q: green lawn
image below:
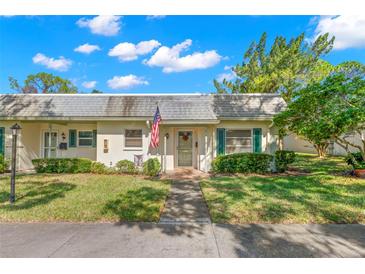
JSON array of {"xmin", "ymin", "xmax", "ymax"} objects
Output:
[
  {"xmin": 0, "ymin": 174, "xmax": 170, "ymax": 222},
  {"xmin": 201, "ymin": 154, "xmax": 365, "ymax": 224}
]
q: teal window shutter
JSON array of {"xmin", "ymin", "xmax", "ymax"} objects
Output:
[
  {"xmin": 253, "ymin": 128, "xmax": 262, "ymax": 153},
  {"xmin": 0, "ymin": 127, "xmax": 4, "ymax": 156},
  {"xmin": 216, "ymin": 128, "xmax": 226, "ymax": 155},
  {"xmin": 69, "ymin": 129, "xmax": 77, "ymax": 148},
  {"xmin": 92, "ymin": 130, "xmax": 97, "ymax": 148}
]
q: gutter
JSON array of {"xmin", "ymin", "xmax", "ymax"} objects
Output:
[{"xmin": 0, "ymin": 116, "xmax": 220, "ymax": 124}]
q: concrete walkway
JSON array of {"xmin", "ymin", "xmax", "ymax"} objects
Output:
[
  {"xmin": 159, "ymin": 180, "xmax": 211, "ymax": 224},
  {"xmin": 159, "ymin": 170, "xmax": 211, "ymax": 224},
  {"xmin": 1, "ymin": 223, "xmax": 364, "ymax": 257}
]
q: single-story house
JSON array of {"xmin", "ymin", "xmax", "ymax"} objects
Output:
[{"xmin": 0, "ymin": 93, "xmax": 286, "ymax": 172}]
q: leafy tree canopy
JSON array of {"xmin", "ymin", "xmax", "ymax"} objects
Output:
[
  {"xmin": 9, "ymin": 72, "xmax": 78, "ymax": 94},
  {"xmin": 214, "ymin": 32, "xmax": 335, "ymax": 102},
  {"xmin": 91, "ymin": 89, "xmax": 103, "ymax": 93},
  {"xmin": 274, "ymin": 69, "xmax": 365, "ymax": 159}
]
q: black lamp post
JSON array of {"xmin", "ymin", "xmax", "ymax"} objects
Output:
[{"xmin": 10, "ymin": 123, "xmax": 21, "ymax": 203}]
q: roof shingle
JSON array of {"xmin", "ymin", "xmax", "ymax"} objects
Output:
[{"xmin": 0, "ymin": 94, "xmax": 286, "ymax": 120}]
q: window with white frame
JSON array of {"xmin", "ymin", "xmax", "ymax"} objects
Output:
[
  {"xmin": 125, "ymin": 129, "xmax": 143, "ymax": 148},
  {"xmin": 78, "ymin": 131, "xmax": 93, "ymax": 147},
  {"xmin": 225, "ymin": 129, "xmax": 252, "ymax": 154}
]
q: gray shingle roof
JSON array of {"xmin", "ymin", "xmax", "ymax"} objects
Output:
[{"xmin": 0, "ymin": 94, "xmax": 286, "ymax": 121}]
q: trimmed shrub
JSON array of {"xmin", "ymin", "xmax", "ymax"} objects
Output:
[
  {"xmin": 0, "ymin": 154, "xmax": 9, "ymax": 173},
  {"xmin": 143, "ymin": 158, "xmax": 161, "ymax": 177},
  {"xmin": 106, "ymin": 167, "xmax": 119, "ymax": 175},
  {"xmin": 91, "ymin": 161, "xmax": 107, "ymax": 174},
  {"xmin": 345, "ymin": 152, "xmax": 365, "ymax": 169},
  {"xmin": 275, "ymin": 150, "xmax": 296, "ymax": 172},
  {"xmin": 116, "ymin": 160, "xmax": 137, "ymax": 174},
  {"xmin": 212, "ymin": 153, "xmax": 273, "ymax": 174},
  {"xmin": 74, "ymin": 158, "xmax": 93, "ymax": 173},
  {"xmin": 32, "ymin": 158, "xmax": 92, "ymax": 173}
]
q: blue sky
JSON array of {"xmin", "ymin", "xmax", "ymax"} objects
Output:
[{"xmin": 0, "ymin": 15, "xmax": 364, "ymax": 94}]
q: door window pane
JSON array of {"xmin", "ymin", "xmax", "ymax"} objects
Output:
[
  {"xmin": 44, "ymin": 148, "xmax": 49, "ymax": 158},
  {"xmin": 44, "ymin": 132, "xmax": 50, "ymax": 147},
  {"xmin": 44, "ymin": 132, "xmax": 58, "ymax": 158},
  {"xmin": 50, "ymin": 132, "xmax": 57, "ymax": 147}
]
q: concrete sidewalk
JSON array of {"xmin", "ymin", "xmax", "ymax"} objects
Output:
[{"xmin": 1, "ymin": 223, "xmax": 364, "ymax": 257}]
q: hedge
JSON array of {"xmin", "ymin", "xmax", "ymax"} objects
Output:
[
  {"xmin": 275, "ymin": 150, "xmax": 296, "ymax": 172},
  {"xmin": 0, "ymin": 154, "xmax": 9, "ymax": 173},
  {"xmin": 212, "ymin": 153, "xmax": 273, "ymax": 174},
  {"xmin": 90, "ymin": 161, "xmax": 107, "ymax": 174},
  {"xmin": 143, "ymin": 158, "xmax": 161, "ymax": 177},
  {"xmin": 32, "ymin": 158, "xmax": 92, "ymax": 173},
  {"xmin": 116, "ymin": 160, "xmax": 137, "ymax": 174}
]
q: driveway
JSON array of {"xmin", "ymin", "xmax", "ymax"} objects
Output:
[{"xmin": 1, "ymin": 223, "xmax": 364, "ymax": 257}]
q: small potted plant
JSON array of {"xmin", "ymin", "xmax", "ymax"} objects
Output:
[{"xmin": 345, "ymin": 152, "xmax": 365, "ymax": 177}]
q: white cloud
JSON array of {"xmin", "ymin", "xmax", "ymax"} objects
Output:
[
  {"xmin": 108, "ymin": 40, "xmax": 161, "ymax": 62},
  {"xmin": 107, "ymin": 75, "xmax": 149, "ymax": 90},
  {"xmin": 32, "ymin": 53, "xmax": 72, "ymax": 71},
  {"xmin": 76, "ymin": 15, "xmax": 122, "ymax": 36},
  {"xmin": 74, "ymin": 43, "xmax": 101, "ymax": 54},
  {"xmin": 82, "ymin": 81, "xmax": 97, "ymax": 89},
  {"xmin": 146, "ymin": 15, "xmax": 166, "ymax": 21},
  {"xmin": 216, "ymin": 65, "xmax": 236, "ymax": 82},
  {"xmin": 144, "ymin": 39, "xmax": 222, "ymax": 73},
  {"xmin": 216, "ymin": 72, "xmax": 235, "ymax": 82},
  {"xmin": 313, "ymin": 15, "xmax": 365, "ymax": 50}
]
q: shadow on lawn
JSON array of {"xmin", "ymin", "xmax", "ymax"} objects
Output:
[
  {"xmin": 0, "ymin": 181, "xmax": 76, "ymax": 210},
  {"xmin": 102, "ymin": 187, "xmax": 168, "ymax": 222},
  {"xmin": 204, "ymin": 175, "xmax": 365, "ymax": 224}
]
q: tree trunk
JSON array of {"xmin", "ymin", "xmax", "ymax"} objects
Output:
[
  {"xmin": 314, "ymin": 143, "xmax": 328, "ymax": 158},
  {"xmin": 278, "ymin": 137, "xmax": 283, "ymax": 151}
]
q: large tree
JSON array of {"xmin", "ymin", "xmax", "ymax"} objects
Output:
[
  {"xmin": 9, "ymin": 72, "xmax": 78, "ymax": 94},
  {"xmin": 274, "ymin": 70, "xmax": 365, "ymax": 159},
  {"xmin": 214, "ymin": 32, "xmax": 334, "ymax": 102}
]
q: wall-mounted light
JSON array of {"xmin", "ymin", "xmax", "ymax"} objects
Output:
[
  {"xmin": 61, "ymin": 132, "xmax": 66, "ymax": 141},
  {"xmin": 165, "ymin": 133, "xmax": 169, "ymax": 139}
]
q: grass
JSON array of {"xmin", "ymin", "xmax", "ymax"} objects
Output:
[
  {"xmin": 0, "ymin": 173, "xmax": 170, "ymax": 222},
  {"xmin": 201, "ymin": 154, "xmax": 365, "ymax": 224}
]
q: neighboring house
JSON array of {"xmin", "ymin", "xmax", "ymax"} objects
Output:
[
  {"xmin": 283, "ymin": 132, "xmax": 364, "ymax": 156},
  {"xmin": 0, "ymin": 94, "xmax": 285, "ymax": 172}
]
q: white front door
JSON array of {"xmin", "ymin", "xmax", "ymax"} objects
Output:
[
  {"xmin": 177, "ymin": 130, "xmax": 193, "ymax": 167},
  {"xmin": 43, "ymin": 131, "xmax": 58, "ymax": 158}
]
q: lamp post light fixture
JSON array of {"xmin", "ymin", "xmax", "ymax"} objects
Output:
[{"xmin": 10, "ymin": 123, "xmax": 21, "ymax": 203}]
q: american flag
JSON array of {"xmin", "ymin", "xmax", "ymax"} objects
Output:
[{"xmin": 150, "ymin": 106, "xmax": 161, "ymax": 148}]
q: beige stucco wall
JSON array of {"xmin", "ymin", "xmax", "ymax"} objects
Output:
[
  {"xmin": 0, "ymin": 121, "xmax": 97, "ymax": 170},
  {"xmin": 96, "ymin": 121, "xmax": 214, "ymax": 172},
  {"xmin": 96, "ymin": 121, "xmax": 151, "ymax": 168},
  {"xmin": 1, "ymin": 119, "xmax": 279, "ymax": 172},
  {"xmin": 37, "ymin": 122, "xmax": 97, "ymax": 161},
  {"xmin": 213, "ymin": 120, "xmax": 278, "ymax": 156},
  {"xmin": 332, "ymin": 131, "xmax": 365, "ymax": 156},
  {"xmin": 283, "ymin": 134, "xmax": 317, "ymax": 154},
  {"xmin": 283, "ymin": 132, "xmax": 365, "ymax": 156}
]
